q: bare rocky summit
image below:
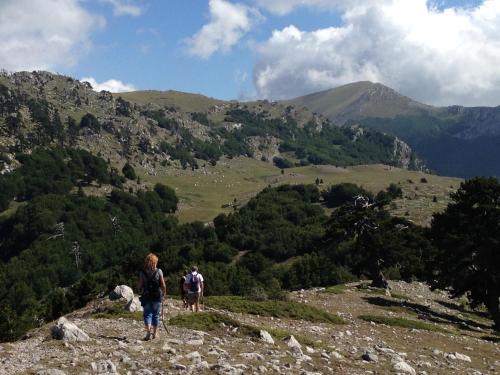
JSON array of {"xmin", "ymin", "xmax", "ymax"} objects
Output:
[{"xmin": 1, "ymin": 281, "xmax": 498, "ymax": 375}]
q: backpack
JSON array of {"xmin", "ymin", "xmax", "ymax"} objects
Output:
[
  {"xmin": 189, "ymin": 272, "xmax": 200, "ymax": 293},
  {"xmin": 142, "ymin": 269, "xmax": 162, "ymax": 302}
]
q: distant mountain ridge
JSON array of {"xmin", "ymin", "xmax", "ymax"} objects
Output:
[
  {"xmin": 286, "ymin": 81, "xmax": 437, "ymax": 125},
  {"xmin": 0, "ymin": 71, "xmax": 422, "ymax": 177},
  {"xmin": 287, "ymin": 82, "xmax": 500, "ymax": 177}
]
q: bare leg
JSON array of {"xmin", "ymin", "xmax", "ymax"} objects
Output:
[{"xmin": 151, "ymin": 325, "xmax": 158, "ymax": 339}]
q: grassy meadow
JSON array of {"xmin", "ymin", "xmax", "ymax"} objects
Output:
[{"xmin": 138, "ymin": 157, "xmax": 461, "ymax": 225}]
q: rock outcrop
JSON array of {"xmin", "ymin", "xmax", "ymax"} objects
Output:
[{"xmin": 50, "ymin": 317, "xmax": 90, "ymax": 342}]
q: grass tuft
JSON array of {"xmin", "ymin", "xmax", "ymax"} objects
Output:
[
  {"xmin": 169, "ymin": 312, "xmax": 259, "ymax": 337},
  {"xmin": 205, "ymin": 296, "xmax": 345, "ymax": 324},
  {"xmin": 359, "ymin": 314, "xmax": 449, "ymax": 333},
  {"xmin": 323, "ymin": 284, "xmax": 348, "ymax": 294},
  {"xmin": 390, "ymin": 292, "xmax": 413, "ymax": 301},
  {"xmin": 92, "ymin": 302, "xmax": 142, "ymax": 321}
]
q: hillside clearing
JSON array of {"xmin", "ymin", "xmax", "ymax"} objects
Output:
[{"xmin": 139, "ymin": 157, "xmax": 461, "ymax": 225}]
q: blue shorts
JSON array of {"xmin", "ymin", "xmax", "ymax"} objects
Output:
[{"xmin": 142, "ymin": 301, "xmax": 161, "ymax": 326}]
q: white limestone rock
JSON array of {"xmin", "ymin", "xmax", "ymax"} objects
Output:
[{"xmin": 51, "ymin": 317, "xmax": 90, "ymax": 342}]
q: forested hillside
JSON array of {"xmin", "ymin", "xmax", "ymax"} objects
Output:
[
  {"xmin": 287, "ymin": 81, "xmax": 500, "ymax": 178},
  {"xmin": 0, "ymin": 71, "xmax": 421, "ymax": 176}
]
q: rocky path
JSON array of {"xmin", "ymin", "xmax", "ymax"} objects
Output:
[{"xmin": 0, "ymin": 281, "xmax": 498, "ymax": 375}]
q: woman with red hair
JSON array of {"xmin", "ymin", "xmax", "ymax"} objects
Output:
[{"xmin": 139, "ymin": 253, "xmax": 167, "ymax": 340}]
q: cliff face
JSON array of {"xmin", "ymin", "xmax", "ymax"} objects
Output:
[{"xmin": 449, "ymin": 106, "xmax": 500, "ymax": 140}]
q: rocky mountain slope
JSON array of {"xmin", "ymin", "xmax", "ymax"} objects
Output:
[
  {"xmin": 286, "ymin": 82, "xmax": 436, "ymax": 125},
  {"xmin": 0, "ymin": 71, "xmax": 422, "ymax": 178},
  {"xmin": 287, "ymin": 82, "xmax": 500, "ymax": 178},
  {"xmin": 1, "ymin": 281, "xmax": 498, "ymax": 375}
]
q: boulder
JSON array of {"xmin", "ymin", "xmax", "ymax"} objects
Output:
[
  {"xmin": 259, "ymin": 330, "xmax": 275, "ymax": 345},
  {"xmin": 452, "ymin": 352, "xmax": 472, "ymax": 362},
  {"xmin": 284, "ymin": 335, "xmax": 302, "ymax": 351},
  {"xmin": 393, "ymin": 361, "xmax": 416, "ymax": 375},
  {"xmin": 109, "ymin": 285, "xmax": 134, "ymax": 301},
  {"xmin": 125, "ymin": 296, "xmax": 143, "ymax": 312},
  {"xmin": 51, "ymin": 317, "xmax": 90, "ymax": 342}
]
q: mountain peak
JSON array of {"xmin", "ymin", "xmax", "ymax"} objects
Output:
[{"xmin": 286, "ymin": 81, "xmax": 434, "ymax": 125}]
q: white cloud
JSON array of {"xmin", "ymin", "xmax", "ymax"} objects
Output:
[
  {"xmin": 254, "ymin": 0, "xmax": 500, "ymax": 106},
  {"xmin": 81, "ymin": 77, "xmax": 136, "ymax": 92},
  {"xmin": 0, "ymin": 0, "xmax": 104, "ymax": 72},
  {"xmin": 255, "ymin": 0, "xmax": 346, "ymax": 15},
  {"xmin": 187, "ymin": 0, "xmax": 261, "ymax": 59},
  {"xmin": 103, "ymin": 0, "xmax": 144, "ymax": 17}
]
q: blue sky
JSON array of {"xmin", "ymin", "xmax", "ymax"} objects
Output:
[
  {"xmin": 1, "ymin": 0, "xmax": 498, "ymax": 106},
  {"xmin": 70, "ymin": 1, "xmax": 345, "ymax": 99}
]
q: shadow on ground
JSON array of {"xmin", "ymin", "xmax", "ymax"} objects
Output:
[{"xmin": 363, "ymin": 296, "xmax": 492, "ymax": 332}]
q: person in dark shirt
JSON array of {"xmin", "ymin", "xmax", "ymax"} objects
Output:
[
  {"xmin": 138, "ymin": 253, "xmax": 167, "ymax": 340},
  {"xmin": 179, "ymin": 269, "xmax": 188, "ymax": 309}
]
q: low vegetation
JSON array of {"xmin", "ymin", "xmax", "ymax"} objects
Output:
[
  {"xmin": 205, "ymin": 296, "xmax": 345, "ymax": 324},
  {"xmin": 359, "ymin": 315, "xmax": 449, "ymax": 332},
  {"xmin": 169, "ymin": 311, "xmax": 259, "ymax": 337},
  {"xmin": 169, "ymin": 311, "xmax": 318, "ymax": 347}
]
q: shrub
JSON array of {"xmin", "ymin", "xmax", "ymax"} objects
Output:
[{"xmin": 122, "ymin": 163, "xmax": 136, "ymax": 180}]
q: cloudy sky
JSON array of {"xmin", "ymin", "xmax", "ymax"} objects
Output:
[{"xmin": 1, "ymin": 0, "xmax": 499, "ymax": 106}]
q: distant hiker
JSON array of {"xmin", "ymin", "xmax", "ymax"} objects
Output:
[
  {"xmin": 180, "ymin": 269, "xmax": 188, "ymax": 309},
  {"xmin": 184, "ymin": 266, "xmax": 204, "ymax": 312},
  {"xmin": 139, "ymin": 253, "xmax": 167, "ymax": 341}
]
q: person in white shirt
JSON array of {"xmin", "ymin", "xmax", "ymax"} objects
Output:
[{"xmin": 184, "ymin": 266, "xmax": 204, "ymax": 312}]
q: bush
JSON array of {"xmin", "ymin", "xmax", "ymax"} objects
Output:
[
  {"xmin": 79, "ymin": 113, "xmax": 100, "ymax": 132},
  {"xmin": 122, "ymin": 163, "xmax": 136, "ymax": 180},
  {"xmin": 273, "ymin": 157, "xmax": 294, "ymax": 169},
  {"xmin": 322, "ymin": 183, "xmax": 372, "ymax": 208}
]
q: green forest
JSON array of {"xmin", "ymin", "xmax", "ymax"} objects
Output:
[{"xmin": 0, "ymin": 148, "xmax": 499, "ymax": 341}]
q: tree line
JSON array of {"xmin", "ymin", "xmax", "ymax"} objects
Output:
[{"xmin": 0, "ymin": 148, "xmax": 498, "ymax": 340}]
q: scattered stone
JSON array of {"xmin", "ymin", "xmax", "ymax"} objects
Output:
[
  {"xmin": 186, "ymin": 351, "xmax": 202, "ymax": 364},
  {"xmin": 284, "ymin": 335, "xmax": 302, "ymax": 353},
  {"xmin": 109, "ymin": 285, "xmax": 134, "ymax": 301},
  {"xmin": 210, "ymin": 363, "xmax": 244, "ymax": 375},
  {"xmin": 162, "ymin": 343, "xmax": 177, "ymax": 355},
  {"xmin": 90, "ymin": 360, "xmax": 117, "ymax": 374},
  {"xmin": 305, "ymin": 346, "xmax": 315, "ymax": 354},
  {"xmin": 259, "ymin": 330, "xmax": 275, "ymax": 345},
  {"xmin": 36, "ymin": 370, "xmax": 67, "ymax": 375},
  {"xmin": 51, "ymin": 317, "xmax": 90, "ymax": 342},
  {"xmin": 393, "ymin": 361, "xmax": 416, "ymax": 375},
  {"xmin": 174, "ymin": 364, "xmax": 187, "ymax": 371},
  {"xmin": 362, "ymin": 352, "xmax": 379, "ymax": 362},
  {"xmin": 331, "ymin": 351, "xmax": 343, "ymax": 360},
  {"xmin": 186, "ymin": 339, "xmax": 204, "ymax": 346},
  {"xmin": 452, "ymin": 352, "xmax": 472, "ymax": 362},
  {"xmin": 240, "ymin": 352, "xmax": 265, "ymax": 361}
]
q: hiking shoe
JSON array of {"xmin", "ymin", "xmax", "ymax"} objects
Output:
[
  {"xmin": 144, "ymin": 332, "xmax": 151, "ymax": 341},
  {"xmin": 151, "ymin": 332, "xmax": 157, "ymax": 340}
]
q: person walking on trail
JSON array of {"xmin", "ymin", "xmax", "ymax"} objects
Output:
[
  {"xmin": 184, "ymin": 266, "xmax": 204, "ymax": 312},
  {"xmin": 180, "ymin": 269, "xmax": 188, "ymax": 309},
  {"xmin": 138, "ymin": 253, "xmax": 167, "ymax": 341}
]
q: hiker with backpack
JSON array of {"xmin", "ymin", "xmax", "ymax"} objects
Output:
[
  {"xmin": 138, "ymin": 253, "xmax": 167, "ymax": 341},
  {"xmin": 184, "ymin": 266, "xmax": 204, "ymax": 312},
  {"xmin": 179, "ymin": 269, "xmax": 188, "ymax": 309}
]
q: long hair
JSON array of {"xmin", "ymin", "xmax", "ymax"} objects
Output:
[{"xmin": 144, "ymin": 253, "xmax": 158, "ymax": 272}]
